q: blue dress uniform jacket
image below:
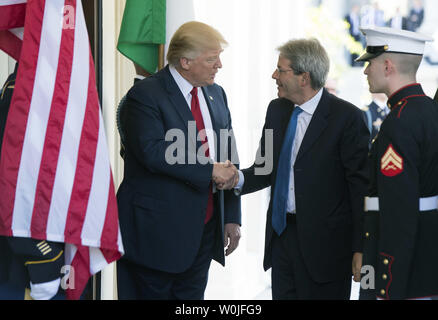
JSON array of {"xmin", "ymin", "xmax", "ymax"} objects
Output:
[
  {"xmin": 241, "ymin": 89, "xmax": 369, "ymax": 283},
  {"xmin": 0, "ymin": 65, "xmax": 64, "ymax": 299},
  {"xmin": 116, "ymin": 65, "xmax": 241, "ymax": 273},
  {"xmin": 361, "ymin": 101, "xmax": 388, "ymax": 147},
  {"xmin": 368, "ymin": 84, "xmax": 438, "ymax": 299}
]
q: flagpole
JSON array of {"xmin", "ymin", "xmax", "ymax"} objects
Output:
[{"xmin": 158, "ymin": 44, "xmax": 165, "ymax": 70}]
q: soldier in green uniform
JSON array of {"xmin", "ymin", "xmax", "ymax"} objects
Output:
[
  {"xmin": 0, "ymin": 64, "xmax": 65, "ymax": 300},
  {"xmin": 356, "ymin": 27, "xmax": 438, "ymax": 300}
]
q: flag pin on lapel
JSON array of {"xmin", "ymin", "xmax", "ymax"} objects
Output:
[{"xmin": 381, "ymin": 144, "xmax": 403, "ymax": 177}]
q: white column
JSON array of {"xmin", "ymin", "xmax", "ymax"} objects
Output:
[{"xmin": 100, "ymin": 0, "xmax": 133, "ymax": 300}]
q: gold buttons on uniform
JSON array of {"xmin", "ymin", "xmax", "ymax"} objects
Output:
[
  {"xmin": 383, "ymin": 259, "xmax": 389, "ymax": 265},
  {"xmin": 382, "ymin": 274, "xmax": 388, "ymax": 280}
]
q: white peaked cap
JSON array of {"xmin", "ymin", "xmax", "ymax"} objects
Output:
[{"xmin": 356, "ymin": 26, "xmax": 434, "ymax": 62}]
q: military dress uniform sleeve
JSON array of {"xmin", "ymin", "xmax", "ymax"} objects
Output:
[
  {"xmin": 6, "ymin": 237, "xmax": 64, "ymax": 285},
  {"xmin": 6, "ymin": 237, "xmax": 64, "ymax": 299},
  {"xmin": 375, "ymin": 108, "xmax": 421, "ymax": 299}
]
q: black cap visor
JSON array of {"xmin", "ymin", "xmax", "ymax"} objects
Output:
[{"xmin": 355, "ymin": 45, "xmax": 388, "ymax": 62}]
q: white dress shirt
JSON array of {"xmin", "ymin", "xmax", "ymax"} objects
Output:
[
  {"xmin": 169, "ymin": 65, "xmax": 216, "ymax": 162},
  {"xmin": 235, "ymin": 89, "xmax": 323, "ymax": 203},
  {"xmin": 134, "ymin": 75, "xmax": 146, "ymax": 81},
  {"xmin": 287, "ymin": 89, "xmax": 323, "ymax": 213}
]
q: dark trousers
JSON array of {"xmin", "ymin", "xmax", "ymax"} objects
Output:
[
  {"xmin": 359, "ymin": 211, "xmax": 379, "ymax": 300},
  {"xmin": 271, "ymin": 214, "xmax": 351, "ymax": 300},
  {"xmin": 117, "ymin": 216, "xmax": 217, "ymax": 300}
]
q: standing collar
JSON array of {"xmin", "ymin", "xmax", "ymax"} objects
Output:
[
  {"xmin": 296, "ymin": 88, "xmax": 323, "ymax": 115},
  {"xmin": 387, "ymin": 83, "xmax": 425, "ymax": 110}
]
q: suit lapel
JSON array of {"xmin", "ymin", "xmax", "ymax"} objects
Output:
[
  {"xmin": 280, "ymin": 104, "xmax": 294, "ymax": 138},
  {"xmin": 201, "ymin": 86, "xmax": 220, "ymax": 133},
  {"xmin": 295, "ymin": 89, "xmax": 330, "ymax": 162},
  {"xmin": 160, "ymin": 67, "xmax": 224, "ymax": 159},
  {"xmin": 160, "ymin": 66, "xmax": 194, "ymax": 132}
]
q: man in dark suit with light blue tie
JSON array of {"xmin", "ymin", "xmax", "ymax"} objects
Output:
[
  {"xmin": 229, "ymin": 38, "xmax": 369, "ymax": 299},
  {"xmin": 116, "ymin": 21, "xmax": 241, "ymax": 300}
]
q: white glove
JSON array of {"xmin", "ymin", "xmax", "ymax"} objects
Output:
[{"xmin": 30, "ymin": 278, "xmax": 61, "ymax": 300}]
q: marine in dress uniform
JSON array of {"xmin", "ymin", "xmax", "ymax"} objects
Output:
[
  {"xmin": 0, "ymin": 64, "xmax": 65, "ymax": 300},
  {"xmin": 357, "ymin": 27, "xmax": 438, "ymax": 300}
]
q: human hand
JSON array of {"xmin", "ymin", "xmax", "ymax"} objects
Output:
[
  {"xmin": 224, "ymin": 223, "xmax": 241, "ymax": 256},
  {"xmin": 352, "ymin": 252, "xmax": 363, "ymax": 282},
  {"xmin": 213, "ymin": 160, "xmax": 239, "ymax": 190}
]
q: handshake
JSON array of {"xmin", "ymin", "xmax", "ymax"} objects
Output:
[{"xmin": 212, "ymin": 160, "xmax": 239, "ymax": 190}]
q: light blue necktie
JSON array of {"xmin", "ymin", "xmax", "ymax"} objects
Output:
[{"xmin": 272, "ymin": 106, "xmax": 303, "ymax": 236}]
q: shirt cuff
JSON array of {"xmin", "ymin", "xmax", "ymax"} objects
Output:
[{"xmin": 233, "ymin": 170, "xmax": 244, "ymax": 195}]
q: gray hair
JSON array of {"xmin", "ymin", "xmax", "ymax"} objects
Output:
[{"xmin": 277, "ymin": 38, "xmax": 330, "ymax": 90}]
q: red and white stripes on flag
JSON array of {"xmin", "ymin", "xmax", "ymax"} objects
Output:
[
  {"xmin": 0, "ymin": 0, "xmax": 123, "ymax": 300},
  {"xmin": 0, "ymin": 0, "xmax": 25, "ymax": 60}
]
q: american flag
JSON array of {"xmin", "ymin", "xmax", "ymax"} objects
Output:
[{"xmin": 0, "ymin": 0, "xmax": 123, "ymax": 299}]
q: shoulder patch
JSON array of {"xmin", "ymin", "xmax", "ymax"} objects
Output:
[{"xmin": 381, "ymin": 144, "xmax": 403, "ymax": 177}]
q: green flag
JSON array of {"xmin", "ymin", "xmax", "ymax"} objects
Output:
[{"xmin": 117, "ymin": 0, "xmax": 166, "ymax": 74}]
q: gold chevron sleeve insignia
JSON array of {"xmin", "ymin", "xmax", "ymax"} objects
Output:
[{"xmin": 381, "ymin": 144, "xmax": 404, "ymax": 177}]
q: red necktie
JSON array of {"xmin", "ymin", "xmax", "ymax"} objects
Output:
[{"xmin": 190, "ymin": 87, "xmax": 213, "ymax": 224}]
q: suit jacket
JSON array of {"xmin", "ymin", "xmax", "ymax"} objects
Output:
[
  {"xmin": 117, "ymin": 65, "xmax": 241, "ymax": 273},
  {"xmin": 117, "ymin": 77, "xmax": 143, "ymax": 159},
  {"xmin": 241, "ymin": 89, "xmax": 369, "ymax": 283}
]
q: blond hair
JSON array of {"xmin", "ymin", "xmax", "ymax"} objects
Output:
[
  {"xmin": 167, "ymin": 21, "xmax": 228, "ymax": 67},
  {"xmin": 382, "ymin": 53, "xmax": 423, "ymax": 76}
]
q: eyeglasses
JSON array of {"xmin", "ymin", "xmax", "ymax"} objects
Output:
[{"xmin": 276, "ymin": 67, "xmax": 294, "ymax": 74}]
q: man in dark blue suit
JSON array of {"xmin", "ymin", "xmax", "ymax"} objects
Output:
[
  {"xmin": 228, "ymin": 38, "xmax": 369, "ymax": 299},
  {"xmin": 116, "ymin": 21, "xmax": 241, "ymax": 300}
]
